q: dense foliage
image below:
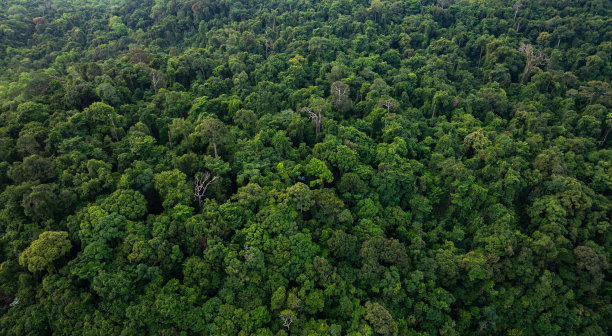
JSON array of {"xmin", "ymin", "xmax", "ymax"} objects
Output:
[{"xmin": 1, "ymin": 0, "xmax": 611, "ymax": 335}]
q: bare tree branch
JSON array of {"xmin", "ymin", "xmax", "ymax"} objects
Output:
[
  {"xmin": 519, "ymin": 43, "xmax": 549, "ymax": 83},
  {"xmin": 265, "ymin": 37, "xmax": 275, "ymax": 59},
  {"xmin": 194, "ymin": 172, "xmax": 220, "ymax": 206},
  {"xmin": 150, "ymin": 69, "xmax": 162, "ymax": 95},
  {"xmin": 513, "ymin": 0, "xmax": 522, "ymax": 22},
  {"xmin": 331, "ymin": 82, "xmax": 349, "ymax": 105},
  {"xmin": 378, "ymin": 99, "xmax": 397, "ymax": 114},
  {"xmin": 107, "ymin": 114, "xmax": 119, "ymax": 141},
  {"xmin": 280, "ymin": 314, "xmax": 293, "ymax": 330},
  {"xmin": 300, "ymin": 107, "xmax": 322, "ymax": 136}
]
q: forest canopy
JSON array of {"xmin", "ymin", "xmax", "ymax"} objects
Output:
[{"xmin": 0, "ymin": 0, "xmax": 611, "ymax": 335}]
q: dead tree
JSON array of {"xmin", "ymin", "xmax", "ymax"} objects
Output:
[
  {"xmin": 519, "ymin": 43, "xmax": 549, "ymax": 83},
  {"xmin": 33, "ymin": 17, "xmax": 49, "ymax": 34},
  {"xmin": 379, "ymin": 99, "xmax": 397, "ymax": 114},
  {"xmin": 107, "ymin": 114, "xmax": 119, "ymax": 141},
  {"xmin": 300, "ymin": 107, "xmax": 322, "ymax": 136},
  {"xmin": 513, "ymin": 1, "xmax": 522, "ymax": 22},
  {"xmin": 331, "ymin": 81, "xmax": 351, "ymax": 113},
  {"xmin": 280, "ymin": 314, "xmax": 293, "ymax": 330},
  {"xmin": 265, "ymin": 37, "xmax": 275, "ymax": 58},
  {"xmin": 331, "ymin": 81, "xmax": 349, "ymax": 106},
  {"xmin": 150, "ymin": 69, "xmax": 162, "ymax": 95},
  {"xmin": 194, "ymin": 172, "xmax": 220, "ymax": 207}
]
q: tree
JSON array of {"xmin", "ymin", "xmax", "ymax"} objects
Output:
[
  {"xmin": 91, "ymin": 271, "xmax": 135, "ymax": 308},
  {"xmin": 15, "ymin": 102, "xmax": 50, "ymax": 124},
  {"xmin": 304, "ymin": 158, "xmax": 333, "ymax": 188},
  {"xmin": 364, "ymin": 302, "xmax": 397, "ymax": 336},
  {"xmin": 22, "ymin": 183, "xmax": 59, "ymax": 222},
  {"xmin": 196, "ymin": 117, "xmax": 229, "ymax": 158},
  {"xmin": 359, "ymin": 237, "xmax": 409, "ymax": 289},
  {"xmin": 304, "ymin": 290, "xmax": 325, "ymax": 314},
  {"xmin": 308, "ymin": 36, "xmax": 331, "ymax": 61},
  {"xmin": 430, "ymin": 90, "xmax": 453, "ymax": 122},
  {"xmin": 127, "ymin": 46, "xmax": 153, "ymax": 64},
  {"xmin": 169, "ymin": 118, "xmax": 193, "ymax": 147},
  {"xmin": 233, "ymin": 109, "xmax": 258, "ymax": 135},
  {"xmin": 574, "ymin": 245, "xmax": 608, "ymax": 293},
  {"xmin": 8, "ymin": 154, "xmax": 56, "ymax": 183},
  {"xmin": 287, "ymin": 182, "xmax": 314, "ymax": 213},
  {"xmin": 65, "ymin": 82, "xmax": 96, "ymax": 110},
  {"xmin": 327, "ymin": 230, "xmax": 359, "ymax": 263},
  {"xmin": 19, "ymin": 231, "xmax": 72, "ymax": 273},
  {"xmin": 271, "ymin": 287, "xmax": 286, "ymax": 311},
  {"xmin": 93, "ymin": 213, "xmax": 127, "ymax": 244},
  {"xmin": 83, "ymin": 102, "xmax": 122, "ymax": 141},
  {"xmin": 95, "ymin": 83, "xmax": 121, "ymax": 106},
  {"xmin": 368, "ymin": 0, "xmax": 386, "ymax": 23},
  {"xmin": 16, "ymin": 123, "xmax": 46, "ymax": 156},
  {"xmin": 102, "ymin": 189, "xmax": 147, "ymax": 220},
  {"xmin": 154, "ymin": 169, "xmax": 192, "ymax": 210}
]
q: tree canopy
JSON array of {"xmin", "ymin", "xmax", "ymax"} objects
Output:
[{"xmin": 0, "ymin": 0, "xmax": 610, "ymax": 335}]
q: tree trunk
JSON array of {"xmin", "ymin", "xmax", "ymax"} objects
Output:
[
  {"xmin": 431, "ymin": 102, "xmax": 437, "ymax": 120},
  {"xmin": 522, "ymin": 65, "xmax": 530, "ymax": 84},
  {"xmin": 601, "ymin": 128, "xmax": 610, "ymax": 146},
  {"xmin": 168, "ymin": 130, "xmax": 173, "ymax": 150},
  {"xmin": 108, "ymin": 114, "xmax": 119, "ymax": 141},
  {"xmin": 514, "ymin": 5, "xmax": 520, "ymax": 21}
]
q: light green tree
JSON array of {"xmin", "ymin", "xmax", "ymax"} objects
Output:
[
  {"xmin": 19, "ymin": 231, "xmax": 72, "ymax": 273},
  {"xmin": 305, "ymin": 158, "xmax": 333, "ymax": 188}
]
